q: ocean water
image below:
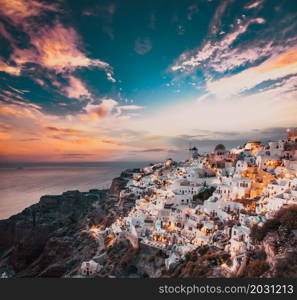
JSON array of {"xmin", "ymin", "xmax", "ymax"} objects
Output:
[{"xmin": 0, "ymin": 161, "xmax": 150, "ymax": 220}]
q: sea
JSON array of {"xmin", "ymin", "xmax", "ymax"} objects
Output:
[{"xmin": 0, "ymin": 161, "xmax": 151, "ymax": 220}]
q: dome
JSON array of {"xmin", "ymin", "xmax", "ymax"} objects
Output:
[{"xmin": 214, "ymin": 144, "xmax": 226, "ymax": 152}]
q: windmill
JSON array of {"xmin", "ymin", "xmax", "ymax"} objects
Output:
[{"xmin": 186, "ymin": 142, "xmax": 199, "ymax": 159}]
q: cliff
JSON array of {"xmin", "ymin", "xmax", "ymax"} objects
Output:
[
  {"xmin": 109, "ymin": 168, "xmax": 141, "ymax": 197},
  {"xmin": 0, "ymin": 167, "xmax": 140, "ymax": 278},
  {"xmin": 245, "ymin": 205, "xmax": 297, "ymax": 278},
  {"xmin": 0, "ymin": 189, "xmax": 109, "ymax": 277}
]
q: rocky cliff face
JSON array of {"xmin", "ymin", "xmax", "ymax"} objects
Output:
[
  {"xmin": 109, "ymin": 168, "xmax": 140, "ymax": 197},
  {"xmin": 0, "ymin": 167, "xmax": 138, "ymax": 278},
  {"xmin": 245, "ymin": 205, "xmax": 297, "ymax": 278},
  {"xmin": 0, "ymin": 189, "xmax": 108, "ymax": 277},
  {"xmin": 262, "ymin": 229, "xmax": 297, "ymax": 277}
]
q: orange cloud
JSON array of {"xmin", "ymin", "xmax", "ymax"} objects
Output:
[
  {"xmin": 8, "ymin": 21, "xmax": 113, "ymax": 80},
  {"xmin": 0, "ymin": 104, "xmax": 40, "ymax": 119},
  {"xmin": 0, "ymin": 60, "xmax": 21, "ymax": 76},
  {"xmin": 45, "ymin": 126, "xmax": 84, "ymax": 136},
  {"xmin": 21, "ymin": 22, "xmax": 109, "ymax": 73},
  {"xmin": 260, "ymin": 47, "xmax": 297, "ymax": 73},
  {"xmin": 0, "ymin": 121, "xmax": 12, "ymax": 130},
  {"xmin": 0, "ymin": 101, "xmax": 141, "ymax": 161},
  {"xmin": 0, "ymin": 0, "xmax": 59, "ymax": 24}
]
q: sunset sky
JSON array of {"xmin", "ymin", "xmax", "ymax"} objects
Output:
[{"xmin": 0, "ymin": 0, "xmax": 296, "ymax": 162}]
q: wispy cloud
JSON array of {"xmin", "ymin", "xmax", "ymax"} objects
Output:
[
  {"xmin": 187, "ymin": 4, "xmax": 199, "ymax": 21},
  {"xmin": 209, "ymin": 0, "xmax": 233, "ymax": 35},
  {"xmin": 206, "ymin": 47, "xmax": 297, "ymax": 97},
  {"xmin": 131, "ymin": 148, "xmax": 167, "ymax": 153},
  {"xmin": 12, "ymin": 21, "xmax": 111, "ymax": 74},
  {"xmin": 83, "ymin": 99, "xmax": 144, "ymax": 121},
  {"xmin": 61, "ymin": 153, "xmax": 96, "ymax": 158},
  {"xmin": 134, "ymin": 37, "xmax": 152, "ymax": 55},
  {"xmin": 0, "ymin": 0, "xmax": 59, "ymax": 24},
  {"xmin": 245, "ymin": 1, "xmax": 263, "ymax": 10},
  {"xmin": 45, "ymin": 126, "xmax": 84, "ymax": 136},
  {"xmin": 171, "ymin": 17, "xmax": 265, "ymax": 73}
]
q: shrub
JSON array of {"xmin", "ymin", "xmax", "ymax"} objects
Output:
[
  {"xmin": 250, "ymin": 219, "xmax": 280, "ymax": 241},
  {"xmin": 193, "ymin": 187, "xmax": 216, "ymax": 202},
  {"xmin": 246, "ymin": 259, "xmax": 269, "ymax": 277},
  {"xmin": 250, "ymin": 205, "xmax": 297, "ymax": 241},
  {"xmin": 276, "ymin": 205, "xmax": 297, "ymax": 230}
]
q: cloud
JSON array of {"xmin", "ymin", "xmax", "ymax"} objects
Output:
[
  {"xmin": 171, "ymin": 17, "xmax": 265, "ymax": 73},
  {"xmin": 85, "ymin": 99, "xmax": 118, "ymax": 119},
  {"xmin": 117, "ymin": 105, "xmax": 144, "ymax": 111},
  {"xmin": 207, "ymin": 42, "xmax": 279, "ymax": 73},
  {"xmin": 106, "ymin": 71, "xmax": 116, "ymax": 82},
  {"xmin": 61, "ymin": 153, "xmax": 96, "ymax": 157},
  {"xmin": 209, "ymin": 0, "xmax": 233, "ymax": 35},
  {"xmin": 0, "ymin": 60, "xmax": 21, "ymax": 76},
  {"xmin": 187, "ymin": 4, "xmax": 199, "ymax": 21},
  {"xmin": 245, "ymin": 1, "xmax": 263, "ymax": 10},
  {"xmin": 0, "ymin": 22, "xmax": 14, "ymax": 43},
  {"xmin": 131, "ymin": 148, "xmax": 167, "ymax": 153},
  {"xmin": 45, "ymin": 126, "xmax": 83, "ymax": 136},
  {"xmin": 0, "ymin": 98, "xmax": 142, "ymax": 161},
  {"xmin": 206, "ymin": 47, "xmax": 297, "ymax": 97},
  {"xmin": 122, "ymin": 75, "xmax": 297, "ymax": 142},
  {"xmin": 82, "ymin": 3, "xmax": 115, "ymax": 18},
  {"xmin": 63, "ymin": 76, "xmax": 91, "ymax": 100},
  {"xmin": 0, "ymin": 0, "xmax": 59, "ymax": 24},
  {"xmin": 83, "ymin": 99, "xmax": 144, "ymax": 121},
  {"xmin": 134, "ymin": 37, "xmax": 152, "ymax": 55},
  {"xmin": 12, "ymin": 21, "xmax": 111, "ymax": 74}
]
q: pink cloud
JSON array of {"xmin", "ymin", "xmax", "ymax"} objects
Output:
[
  {"xmin": 21, "ymin": 22, "xmax": 110, "ymax": 73},
  {"xmin": 5, "ymin": 21, "xmax": 114, "ymax": 82},
  {"xmin": 85, "ymin": 99, "xmax": 118, "ymax": 118},
  {"xmin": 83, "ymin": 99, "xmax": 144, "ymax": 121},
  {"xmin": 63, "ymin": 76, "xmax": 91, "ymax": 100},
  {"xmin": 245, "ymin": 1, "xmax": 263, "ymax": 10},
  {"xmin": 0, "ymin": 22, "xmax": 14, "ymax": 43},
  {"xmin": 0, "ymin": 3, "xmax": 116, "ymax": 82}
]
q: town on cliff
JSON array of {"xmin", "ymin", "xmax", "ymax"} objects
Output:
[
  {"xmin": 1, "ymin": 129, "xmax": 297, "ymax": 278},
  {"xmin": 79, "ymin": 129, "xmax": 297, "ymax": 277}
]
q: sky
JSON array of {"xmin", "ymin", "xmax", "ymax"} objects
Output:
[{"xmin": 0, "ymin": 0, "xmax": 296, "ymax": 162}]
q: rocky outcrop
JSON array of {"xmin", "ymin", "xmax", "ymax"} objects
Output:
[
  {"xmin": 0, "ymin": 168, "xmax": 144, "ymax": 278},
  {"xmin": 109, "ymin": 168, "xmax": 140, "ymax": 197},
  {"xmin": 109, "ymin": 177, "xmax": 129, "ymax": 197},
  {"xmin": 246, "ymin": 205, "xmax": 297, "ymax": 278},
  {"xmin": 0, "ymin": 189, "xmax": 108, "ymax": 277},
  {"xmin": 262, "ymin": 229, "xmax": 297, "ymax": 277}
]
